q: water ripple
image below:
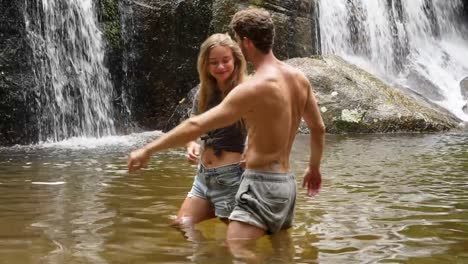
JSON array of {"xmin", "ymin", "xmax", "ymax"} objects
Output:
[{"xmin": 0, "ymin": 133, "xmax": 466, "ymax": 263}]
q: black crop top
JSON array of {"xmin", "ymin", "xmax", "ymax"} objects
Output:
[{"xmin": 191, "ymin": 87, "xmax": 246, "ymax": 156}]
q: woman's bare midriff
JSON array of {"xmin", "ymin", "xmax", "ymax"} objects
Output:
[{"xmin": 201, "ymin": 147, "xmax": 242, "ymax": 168}]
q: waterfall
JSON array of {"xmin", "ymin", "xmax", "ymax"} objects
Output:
[
  {"xmin": 24, "ymin": 0, "xmax": 117, "ymax": 142},
  {"xmin": 319, "ymin": 0, "xmax": 468, "ymax": 121}
]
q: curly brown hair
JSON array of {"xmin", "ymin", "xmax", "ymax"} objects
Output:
[{"xmin": 229, "ymin": 8, "xmax": 275, "ymax": 54}]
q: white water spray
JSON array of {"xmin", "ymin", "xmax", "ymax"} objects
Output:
[
  {"xmin": 25, "ymin": 0, "xmax": 117, "ymax": 141},
  {"xmin": 319, "ymin": 0, "xmax": 468, "ymax": 121}
]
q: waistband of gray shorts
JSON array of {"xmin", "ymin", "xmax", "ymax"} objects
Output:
[{"xmin": 243, "ymin": 169, "xmax": 295, "ymax": 182}]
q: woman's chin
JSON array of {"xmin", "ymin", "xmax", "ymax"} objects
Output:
[{"xmin": 215, "ymin": 76, "xmax": 230, "ymax": 83}]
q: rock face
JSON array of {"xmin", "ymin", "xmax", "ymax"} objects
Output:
[
  {"xmin": 0, "ymin": 0, "xmax": 320, "ymax": 145},
  {"xmin": 121, "ymin": 0, "xmax": 320, "ymax": 131},
  {"xmin": 8, "ymin": 0, "xmax": 466, "ymax": 144},
  {"xmin": 164, "ymin": 85, "xmax": 198, "ymax": 131},
  {"xmin": 0, "ymin": 0, "xmax": 37, "ymax": 145},
  {"xmin": 286, "ymin": 56, "xmax": 461, "ymax": 133},
  {"xmin": 98, "ymin": 0, "xmax": 131, "ymax": 133},
  {"xmin": 159, "ymin": 0, "xmax": 319, "ymax": 130},
  {"xmin": 210, "ymin": 0, "xmax": 320, "ymax": 59},
  {"xmin": 115, "ymin": 0, "xmax": 213, "ymax": 130}
]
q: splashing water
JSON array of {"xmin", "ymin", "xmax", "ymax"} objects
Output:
[
  {"xmin": 25, "ymin": 0, "xmax": 117, "ymax": 142},
  {"xmin": 319, "ymin": 0, "xmax": 468, "ymax": 121}
]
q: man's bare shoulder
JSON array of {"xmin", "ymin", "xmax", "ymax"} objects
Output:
[
  {"xmin": 240, "ymin": 73, "xmax": 274, "ymax": 92},
  {"xmin": 288, "ymin": 64, "xmax": 309, "ymax": 85},
  {"xmin": 277, "ymin": 60, "xmax": 307, "ymax": 81},
  {"xmin": 225, "ymin": 79, "xmax": 259, "ymax": 101}
]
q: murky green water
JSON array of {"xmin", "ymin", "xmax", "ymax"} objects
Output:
[{"xmin": 0, "ymin": 132, "xmax": 467, "ymax": 264}]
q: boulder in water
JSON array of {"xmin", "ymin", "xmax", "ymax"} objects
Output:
[
  {"xmin": 287, "ymin": 55, "xmax": 461, "ymax": 133},
  {"xmin": 171, "ymin": 56, "xmax": 461, "ymax": 134}
]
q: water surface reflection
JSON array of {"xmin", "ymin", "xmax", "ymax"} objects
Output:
[{"xmin": 0, "ymin": 132, "xmax": 466, "ymax": 263}]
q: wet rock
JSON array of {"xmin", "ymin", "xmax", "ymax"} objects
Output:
[
  {"xmin": 112, "ymin": 0, "xmax": 213, "ymax": 131},
  {"xmin": 1, "ymin": 0, "xmax": 322, "ymax": 145},
  {"xmin": 164, "ymin": 85, "xmax": 198, "ymax": 132},
  {"xmin": 149, "ymin": 0, "xmax": 319, "ymax": 131},
  {"xmin": 287, "ymin": 56, "xmax": 461, "ymax": 133},
  {"xmin": 0, "ymin": 0, "xmax": 38, "ymax": 145},
  {"xmin": 210, "ymin": 0, "xmax": 320, "ymax": 60},
  {"xmin": 406, "ymin": 71, "xmax": 445, "ymax": 101}
]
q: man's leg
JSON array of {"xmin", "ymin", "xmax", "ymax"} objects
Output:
[
  {"xmin": 270, "ymin": 230, "xmax": 294, "ymax": 263},
  {"xmin": 226, "ymin": 220, "xmax": 265, "ymax": 261}
]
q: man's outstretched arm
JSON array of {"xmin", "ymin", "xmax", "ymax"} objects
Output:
[
  {"xmin": 128, "ymin": 85, "xmax": 252, "ymax": 172},
  {"xmin": 301, "ymin": 78, "xmax": 326, "ymax": 196}
]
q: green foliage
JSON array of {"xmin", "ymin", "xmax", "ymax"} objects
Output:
[
  {"xmin": 250, "ymin": 0, "xmax": 264, "ymax": 7},
  {"xmin": 101, "ymin": 0, "xmax": 121, "ymax": 49}
]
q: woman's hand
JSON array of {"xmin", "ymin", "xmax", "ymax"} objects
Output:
[{"xmin": 186, "ymin": 141, "xmax": 200, "ymax": 164}]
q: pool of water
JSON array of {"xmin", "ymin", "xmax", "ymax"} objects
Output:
[{"xmin": 0, "ymin": 132, "xmax": 467, "ymax": 263}]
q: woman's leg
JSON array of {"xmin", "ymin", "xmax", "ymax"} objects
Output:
[
  {"xmin": 172, "ymin": 195, "xmax": 215, "ymax": 228},
  {"xmin": 172, "ymin": 196, "xmax": 215, "ymax": 242}
]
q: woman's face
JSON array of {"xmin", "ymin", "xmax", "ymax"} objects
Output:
[{"xmin": 208, "ymin": 45, "xmax": 235, "ymax": 84}]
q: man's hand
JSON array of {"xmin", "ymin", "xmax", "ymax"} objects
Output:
[
  {"xmin": 302, "ymin": 166, "xmax": 322, "ymax": 197},
  {"xmin": 186, "ymin": 141, "xmax": 200, "ymax": 164},
  {"xmin": 128, "ymin": 148, "xmax": 151, "ymax": 172}
]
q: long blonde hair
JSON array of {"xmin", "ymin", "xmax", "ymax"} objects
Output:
[{"xmin": 197, "ymin": 33, "xmax": 247, "ymax": 113}]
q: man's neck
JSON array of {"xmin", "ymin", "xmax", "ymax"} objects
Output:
[{"xmin": 250, "ymin": 50, "xmax": 277, "ymax": 70}]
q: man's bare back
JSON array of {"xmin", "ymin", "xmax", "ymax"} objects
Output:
[{"xmin": 241, "ymin": 60, "xmax": 310, "ymax": 173}]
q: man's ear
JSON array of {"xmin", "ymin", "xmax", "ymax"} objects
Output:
[{"xmin": 243, "ymin": 37, "xmax": 253, "ymax": 48}]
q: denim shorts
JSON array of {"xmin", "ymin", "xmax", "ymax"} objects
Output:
[
  {"xmin": 188, "ymin": 162, "xmax": 244, "ymax": 218},
  {"xmin": 229, "ymin": 169, "xmax": 297, "ymax": 234}
]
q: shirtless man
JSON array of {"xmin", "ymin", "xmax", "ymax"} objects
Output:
[{"xmin": 128, "ymin": 6, "xmax": 325, "ymax": 245}]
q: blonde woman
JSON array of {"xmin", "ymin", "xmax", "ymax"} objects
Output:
[{"xmin": 173, "ymin": 33, "xmax": 247, "ymax": 227}]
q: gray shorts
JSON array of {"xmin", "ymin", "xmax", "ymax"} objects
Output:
[
  {"xmin": 229, "ymin": 169, "xmax": 297, "ymax": 234},
  {"xmin": 188, "ymin": 162, "xmax": 243, "ymax": 218}
]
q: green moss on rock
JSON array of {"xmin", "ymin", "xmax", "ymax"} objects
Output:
[
  {"xmin": 100, "ymin": 0, "xmax": 121, "ymax": 49},
  {"xmin": 250, "ymin": 0, "xmax": 265, "ymax": 7}
]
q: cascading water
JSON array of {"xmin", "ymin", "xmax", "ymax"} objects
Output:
[
  {"xmin": 319, "ymin": 0, "xmax": 468, "ymax": 121},
  {"xmin": 24, "ymin": 0, "xmax": 117, "ymax": 142}
]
